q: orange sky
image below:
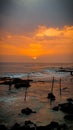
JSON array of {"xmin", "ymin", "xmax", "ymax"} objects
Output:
[
  {"xmin": 0, "ymin": 25, "xmax": 73, "ymax": 62},
  {"xmin": 0, "ymin": 0, "xmax": 73, "ymax": 63}
]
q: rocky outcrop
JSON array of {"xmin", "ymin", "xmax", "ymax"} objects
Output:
[
  {"xmin": 21, "ymin": 107, "xmax": 36, "ymax": 115},
  {"xmin": 47, "ymin": 92, "xmax": 55, "ymax": 100}
]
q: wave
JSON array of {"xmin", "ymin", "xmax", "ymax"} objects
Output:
[{"xmin": 0, "ymin": 68, "xmax": 70, "ymax": 81}]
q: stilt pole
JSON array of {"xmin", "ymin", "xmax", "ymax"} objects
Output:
[
  {"xmin": 59, "ymin": 78, "xmax": 61, "ymax": 96},
  {"xmin": 24, "ymin": 87, "xmax": 27, "ymax": 101},
  {"xmin": 51, "ymin": 77, "xmax": 54, "ymax": 93}
]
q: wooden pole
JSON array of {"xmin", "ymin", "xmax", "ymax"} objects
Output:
[
  {"xmin": 24, "ymin": 87, "xmax": 27, "ymax": 101},
  {"xmin": 48, "ymin": 77, "xmax": 55, "ymax": 101},
  {"xmin": 27, "ymin": 73, "xmax": 30, "ymax": 79},
  {"xmin": 8, "ymin": 80, "xmax": 12, "ymax": 90},
  {"xmin": 51, "ymin": 77, "xmax": 54, "ymax": 93},
  {"xmin": 59, "ymin": 78, "xmax": 61, "ymax": 96}
]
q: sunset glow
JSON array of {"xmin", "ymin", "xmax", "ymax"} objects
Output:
[
  {"xmin": 32, "ymin": 57, "xmax": 37, "ymax": 60},
  {"xmin": 0, "ymin": 26, "xmax": 73, "ymax": 59},
  {"xmin": 0, "ymin": 1, "xmax": 73, "ymax": 129},
  {"xmin": 0, "ymin": 0, "xmax": 73, "ymax": 62}
]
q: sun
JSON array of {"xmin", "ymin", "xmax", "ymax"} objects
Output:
[{"xmin": 32, "ymin": 57, "xmax": 37, "ymax": 60}]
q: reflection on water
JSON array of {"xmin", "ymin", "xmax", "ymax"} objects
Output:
[{"xmin": 0, "ymin": 63, "xmax": 73, "ymax": 128}]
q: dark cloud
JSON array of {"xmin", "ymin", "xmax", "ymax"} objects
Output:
[
  {"xmin": 0, "ymin": 0, "xmax": 73, "ymax": 34},
  {"xmin": 0, "ymin": 0, "xmax": 15, "ymax": 15},
  {"xmin": 59, "ymin": 0, "xmax": 73, "ymax": 23}
]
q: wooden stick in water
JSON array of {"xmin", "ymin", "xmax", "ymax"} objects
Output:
[
  {"xmin": 48, "ymin": 77, "xmax": 55, "ymax": 101},
  {"xmin": 24, "ymin": 88, "xmax": 27, "ymax": 101},
  {"xmin": 27, "ymin": 73, "xmax": 30, "ymax": 79},
  {"xmin": 51, "ymin": 77, "xmax": 54, "ymax": 93},
  {"xmin": 59, "ymin": 78, "xmax": 62, "ymax": 96}
]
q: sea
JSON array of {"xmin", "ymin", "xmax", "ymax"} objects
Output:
[{"xmin": 0, "ymin": 62, "xmax": 73, "ymax": 129}]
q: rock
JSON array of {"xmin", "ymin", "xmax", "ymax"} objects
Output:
[
  {"xmin": 14, "ymin": 79, "xmax": 33, "ymax": 89},
  {"xmin": 47, "ymin": 93, "xmax": 55, "ymax": 100},
  {"xmin": 67, "ymin": 98, "xmax": 73, "ymax": 103},
  {"xmin": 37, "ymin": 121, "xmax": 59, "ymax": 130},
  {"xmin": 0, "ymin": 125, "xmax": 8, "ymax": 130},
  {"xmin": 25, "ymin": 120, "xmax": 33, "ymax": 125},
  {"xmin": 49, "ymin": 121, "xmax": 59, "ymax": 129},
  {"xmin": 24, "ymin": 120, "xmax": 36, "ymax": 130},
  {"xmin": 38, "ymin": 124, "xmax": 55, "ymax": 130},
  {"xmin": 10, "ymin": 121, "xmax": 68, "ymax": 130},
  {"xmin": 21, "ymin": 108, "xmax": 36, "ymax": 115},
  {"xmin": 59, "ymin": 102, "xmax": 73, "ymax": 114},
  {"xmin": 14, "ymin": 82, "xmax": 30, "ymax": 89},
  {"xmin": 13, "ymin": 78, "xmax": 22, "ymax": 84},
  {"xmin": 11, "ymin": 123, "xmax": 20, "ymax": 130},
  {"xmin": 52, "ymin": 106, "xmax": 59, "ymax": 111},
  {"xmin": 59, "ymin": 123, "xmax": 68, "ymax": 130},
  {"xmin": 37, "ymin": 126, "xmax": 46, "ymax": 130},
  {"xmin": 64, "ymin": 115, "xmax": 73, "ymax": 121}
]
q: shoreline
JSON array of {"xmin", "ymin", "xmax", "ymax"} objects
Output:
[{"xmin": 0, "ymin": 75, "xmax": 73, "ymax": 130}]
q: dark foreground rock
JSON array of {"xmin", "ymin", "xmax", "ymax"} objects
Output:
[
  {"xmin": 52, "ymin": 106, "xmax": 59, "ymax": 111},
  {"xmin": 67, "ymin": 98, "xmax": 73, "ymax": 103},
  {"xmin": 59, "ymin": 102, "xmax": 73, "ymax": 114},
  {"xmin": 0, "ymin": 124, "xmax": 8, "ymax": 130},
  {"xmin": 52, "ymin": 99, "xmax": 73, "ymax": 124},
  {"xmin": 53, "ymin": 100, "xmax": 73, "ymax": 114},
  {"xmin": 64, "ymin": 115, "xmax": 73, "ymax": 121},
  {"xmin": 11, "ymin": 123, "xmax": 20, "ymax": 130},
  {"xmin": 21, "ymin": 107, "xmax": 36, "ymax": 115},
  {"xmin": 0, "ymin": 121, "xmax": 68, "ymax": 130}
]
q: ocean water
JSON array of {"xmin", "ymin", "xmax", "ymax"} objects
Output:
[
  {"xmin": 0, "ymin": 62, "xmax": 73, "ymax": 128},
  {"xmin": 0, "ymin": 62, "xmax": 73, "ymax": 79}
]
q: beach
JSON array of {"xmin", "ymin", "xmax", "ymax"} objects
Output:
[{"xmin": 0, "ymin": 62, "xmax": 73, "ymax": 129}]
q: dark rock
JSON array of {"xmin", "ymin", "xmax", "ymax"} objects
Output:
[
  {"xmin": 37, "ymin": 126, "xmax": 47, "ymax": 130},
  {"xmin": 60, "ymin": 123, "xmax": 68, "ymax": 130},
  {"xmin": 47, "ymin": 93, "xmax": 55, "ymax": 100},
  {"xmin": 24, "ymin": 120, "xmax": 36, "ymax": 130},
  {"xmin": 67, "ymin": 98, "xmax": 73, "ymax": 103},
  {"xmin": 64, "ymin": 115, "xmax": 73, "ymax": 121},
  {"xmin": 0, "ymin": 77, "xmax": 10, "ymax": 80},
  {"xmin": 13, "ymin": 78, "xmax": 33, "ymax": 84},
  {"xmin": 59, "ymin": 102, "xmax": 73, "ymax": 114},
  {"xmin": 52, "ymin": 106, "xmax": 59, "ymax": 111},
  {"xmin": 25, "ymin": 120, "xmax": 34, "ymax": 126},
  {"xmin": 21, "ymin": 108, "xmax": 36, "ymax": 115},
  {"xmin": 10, "ymin": 121, "xmax": 68, "ymax": 130},
  {"xmin": 13, "ymin": 78, "xmax": 33, "ymax": 89},
  {"xmin": 37, "ymin": 121, "xmax": 59, "ymax": 130},
  {"xmin": 11, "ymin": 123, "xmax": 20, "ymax": 130},
  {"xmin": 14, "ymin": 82, "xmax": 30, "ymax": 89},
  {"xmin": 13, "ymin": 78, "xmax": 22, "ymax": 84},
  {"xmin": 0, "ymin": 125, "xmax": 8, "ymax": 130},
  {"xmin": 49, "ymin": 121, "xmax": 59, "ymax": 129}
]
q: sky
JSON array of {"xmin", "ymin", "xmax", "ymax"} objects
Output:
[{"xmin": 0, "ymin": 0, "xmax": 73, "ymax": 63}]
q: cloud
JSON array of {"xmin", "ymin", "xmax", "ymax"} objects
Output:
[
  {"xmin": 0, "ymin": 25, "xmax": 73, "ymax": 59},
  {"xmin": 0, "ymin": 0, "xmax": 15, "ymax": 15},
  {"xmin": 35, "ymin": 25, "xmax": 73, "ymax": 39},
  {"xmin": 0, "ymin": 0, "xmax": 73, "ymax": 34},
  {"xmin": 35, "ymin": 26, "xmax": 62, "ymax": 37}
]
